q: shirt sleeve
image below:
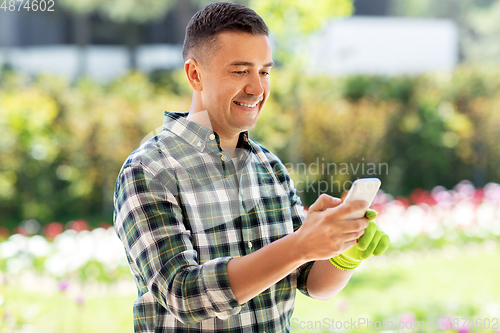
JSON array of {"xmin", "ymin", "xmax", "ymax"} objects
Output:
[
  {"xmin": 113, "ymin": 162, "xmax": 241, "ymax": 324},
  {"xmin": 288, "ymin": 175, "xmax": 315, "ymax": 297},
  {"xmin": 268, "ymin": 155, "xmax": 315, "ymax": 298}
]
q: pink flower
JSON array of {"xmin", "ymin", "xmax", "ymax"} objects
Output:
[
  {"xmin": 44, "ymin": 222, "xmax": 64, "ymax": 239},
  {"xmin": 98, "ymin": 222, "xmax": 112, "ymax": 230},
  {"xmin": 472, "ymin": 188, "xmax": 484, "ymax": 206},
  {"xmin": 394, "ymin": 196, "xmax": 410, "ymax": 208},
  {"xmin": 13, "ymin": 226, "xmax": 29, "ymax": 236},
  {"xmin": 58, "ymin": 279, "xmax": 69, "ymax": 292},
  {"xmin": 337, "ymin": 298, "xmax": 348, "ymax": 312},
  {"xmin": 0, "ymin": 227, "xmax": 9, "ymax": 240},
  {"xmin": 439, "ymin": 316, "xmax": 452, "ymax": 330},
  {"xmin": 400, "ymin": 312, "xmax": 415, "ymax": 325},
  {"xmin": 456, "ymin": 318, "xmax": 469, "ymax": 333},
  {"xmin": 409, "ymin": 188, "xmax": 437, "ymax": 206},
  {"xmin": 484, "ymin": 182, "xmax": 500, "ymax": 203},
  {"xmin": 75, "ymin": 295, "xmax": 84, "ymax": 306},
  {"xmin": 67, "ymin": 219, "xmax": 90, "ymax": 232},
  {"xmin": 454, "ymin": 180, "xmax": 475, "ymax": 197}
]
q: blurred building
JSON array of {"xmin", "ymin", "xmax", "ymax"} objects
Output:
[
  {"xmin": 306, "ymin": 0, "xmax": 458, "ymax": 76},
  {"xmin": 0, "ymin": 0, "xmax": 458, "ymax": 80},
  {"xmin": 0, "ymin": 0, "xmax": 196, "ymax": 80},
  {"xmin": 307, "ymin": 17, "xmax": 458, "ymax": 76},
  {"xmin": 354, "ymin": 0, "xmax": 390, "ymax": 16}
]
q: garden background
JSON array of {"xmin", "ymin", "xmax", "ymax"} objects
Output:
[{"xmin": 1, "ymin": 0, "xmax": 500, "ymax": 332}]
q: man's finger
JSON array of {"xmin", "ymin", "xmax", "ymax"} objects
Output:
[
  {"xmin": 342, "ymin": 239, "xmax": 358, "ymax": 251},
  {"xmin": 335, "ymin": 217, "xmax": 369, "ymax": 235},
  {"xmin": 373, "ymin": 234, "xmax": 390, "ymax": 256},
  {"xmin": 360, "ymin": 230, "xmax": 382, "ymax": 259},
  {"xmin": 308, "ymin": 194, "xmax": 342, "ymax": 213},
  {"xmin": 365, "ymin": 209, "xmax": 377, "ymax": 221},
  {"xmin": 356, "ymin": 220, "xmax": 377, "ymax": 251},
  {"xmin": 325, "ymin": 200, "xmax": 369, "ymax": 220},
  {"xmin": 343, "ymin": 229, "xmax": 366, "ymax": 242}
]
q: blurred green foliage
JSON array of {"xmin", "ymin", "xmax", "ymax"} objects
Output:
[
  {"xmin": 254, "ymin": 67, "xmax": 500, "ymax": 205},
  {"xmin": 0, "ymin": 69, "xmax": 191, "ymax": 225},
  {"xmin": 250, "ymin": 0, "xmax": 353, "ymax": 36},
  {"xmin": 250, "ymin": 0, "xmax": 353, "ymax": 67},
  {"xmin": 1, "ymin": 66, "xmax": 500, "ymax": 224}
]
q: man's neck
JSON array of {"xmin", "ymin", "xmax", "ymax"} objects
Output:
[
  {"xmin": 219, "ymin": 137, "xmax": 240, "ymax": 157},
  {"xmin": 187, "ymin": 109, "xmax": 240, "ymax": 153}
]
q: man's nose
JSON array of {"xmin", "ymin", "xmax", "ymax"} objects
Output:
[{"xmin": 244, "ymin": 73, "xmax": 264, "ymax": 97}]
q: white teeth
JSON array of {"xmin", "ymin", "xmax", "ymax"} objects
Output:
[{"xmin": 234, "ymin": 101, "xmax": 258, "ymax": 108}]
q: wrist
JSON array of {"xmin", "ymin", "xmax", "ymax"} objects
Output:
[
  {"xmin": 286, "ymin": 231, "xmax": 310, "ymax": 266},
  {"xmin": 329, "ymin": 252, "xmax": 362, "ymax": 271}
]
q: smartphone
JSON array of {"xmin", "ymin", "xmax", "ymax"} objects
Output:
[{"xmin": 342, "ymin": 178, "xmax": 381, "ymax": 220}]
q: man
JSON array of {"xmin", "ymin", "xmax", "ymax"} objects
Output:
[{"xmin": 113, "ymin": 2, "xmax": 389, "ymax": 332}]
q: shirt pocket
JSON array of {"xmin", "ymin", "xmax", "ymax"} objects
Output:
[
  {"xmin": 254, "ymin": 178, "xmax": 295, "ymax": 245},
  {"xmin": 189, "ymin": 219, "xmax": 242, "ymax": 263}
]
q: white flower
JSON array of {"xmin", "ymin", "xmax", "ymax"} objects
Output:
[
  {"xmin": 44, "ymin": 253, "xmax": 68, "ymax": 277},
  {"xmin": 0, "ymin": 240, "xmax": 20, "ymax": 259},
  {"xmin": 27, "ymin": 235, "xmax": 52, "ymax": 258},
  {"xmin": 6, "ymin": 254, "xmax": 33, "ymax": 274}
]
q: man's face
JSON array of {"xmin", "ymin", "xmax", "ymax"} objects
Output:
[{"xmin": 198, "ymin": 31, "xmax": 273, "ymax": 138}]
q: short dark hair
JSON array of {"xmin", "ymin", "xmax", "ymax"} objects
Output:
[{"xmin": 182, "ymin": 2, "xmax": 269, "ymax": 62}]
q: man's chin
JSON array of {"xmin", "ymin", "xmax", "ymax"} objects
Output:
[{"xmin": 234, "ymin": 120, "xmax": 258, "ymax": 134}]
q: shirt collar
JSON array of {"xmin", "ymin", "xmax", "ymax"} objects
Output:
[{"xmin": 163, "ymin": 111, "xmax": 252, "ymax": 151}]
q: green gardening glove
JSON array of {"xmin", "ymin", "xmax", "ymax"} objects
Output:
[{"xmin": 329, "ymin": 209, "xmax": 391, "ymax": 271}]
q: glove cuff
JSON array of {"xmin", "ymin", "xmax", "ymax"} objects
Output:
[{"xmin": 329, "ymin": 253, "xmax": 362, "ymax": 271}]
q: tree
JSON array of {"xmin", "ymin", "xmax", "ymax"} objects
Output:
[
  {"xmin": 249, "ymin": 0, "xmax": 353, "ymax": 65},
  {"xmin": 190, "ymin": 0, "xmax": 355, "ymax": 65},
  {"xmin": 248, "ymin": 0, "xmax": 354, "ymax": 166}
]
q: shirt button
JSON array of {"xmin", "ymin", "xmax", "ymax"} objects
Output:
[
  {"xmin": 248, "ymin": 241, "xmax": 253, "ymax": 249},
  {"xmin": 209, "ymin": 134, "xmax": 215, "ymax": 140},
  {"xmin": 196, "ymin": 142, "xmax": 201, "ymax": 147},
  {"xmin": 221, "ymin": 154, "xmax": 227, "ymax": 162}
]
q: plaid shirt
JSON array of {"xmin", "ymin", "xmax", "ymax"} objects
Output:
[{"xmin": 113, "ymin": 112, "xmax": 314, "ymax": 333}]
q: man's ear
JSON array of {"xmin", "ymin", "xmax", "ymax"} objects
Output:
[{"xmin": 184, "ymin": 59, "xmax": 203, "ymax": 92}]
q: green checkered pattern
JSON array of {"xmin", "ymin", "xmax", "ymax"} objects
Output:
[{"xmin": 113, "ymin": 112, "xmax": 314, "ymax": 333}]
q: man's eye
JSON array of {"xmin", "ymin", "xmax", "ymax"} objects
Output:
[
  {"xmin": 234, "ymin": 71, "xmax": 246, "ymax": 75},
  {"xmin": 261, "ymin": 72, "xmax": 270, "ymax": 76}
]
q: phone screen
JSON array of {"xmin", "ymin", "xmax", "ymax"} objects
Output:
[{"xmin": 343, "ymin": 178, "xmax": 381, "ymax": 219}]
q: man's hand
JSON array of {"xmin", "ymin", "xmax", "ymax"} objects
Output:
[
  {"xmin": 295, "ymin": 194, "xmax": 370, "ymax": 262},
  {"xmin": 225, "ymin": 194, "xmax": 370, "ymax": 305},
  {"xmin": 329, "ymin": 209, "xmax": 390, "ymax": 270}
]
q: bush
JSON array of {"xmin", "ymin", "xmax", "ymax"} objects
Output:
[{"xmin": 1, "ymin": 66, "xmax": 500, "ymax": 223}]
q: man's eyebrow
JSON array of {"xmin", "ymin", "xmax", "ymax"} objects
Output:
[{"xmin": 229, "ymin": 61, "xmax": 274, "ymax": 68}]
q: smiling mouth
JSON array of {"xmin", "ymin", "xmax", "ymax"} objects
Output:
[{"xmin": 233, "ymin": 101, "xmax": 259, "ymax": 108}]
